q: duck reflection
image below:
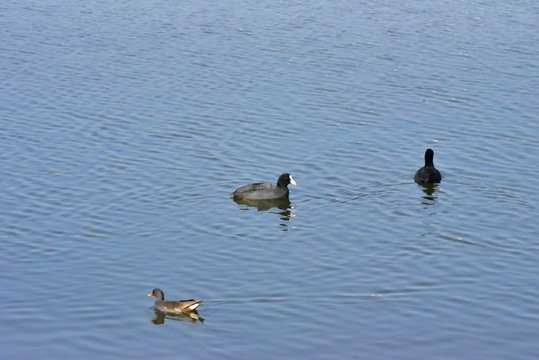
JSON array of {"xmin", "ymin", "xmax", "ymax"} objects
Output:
[
  {"xmin": 418, "ymin": 183, "xmax": 439, "ymax": 205},
  {"xmin": 150, "ymin": 309, "xmax": 204, "ymax": 325},
  {"xmin": 232, "ymin": 198, "xmax": 295, "ymax": 230}
]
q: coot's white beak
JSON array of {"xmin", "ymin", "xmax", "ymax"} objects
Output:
[{"xmin": 289, "ymin": 175, "xmax": 296, "ymax": 186}]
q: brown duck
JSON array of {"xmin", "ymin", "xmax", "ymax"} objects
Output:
[{"xmin": 148, "ymin": 288, "xmax": 202, "ymax": 314}]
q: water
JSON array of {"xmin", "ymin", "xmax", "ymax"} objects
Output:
[{"xmin": 1, "ymin": 0, "xmax": 538, "ymax": 358}]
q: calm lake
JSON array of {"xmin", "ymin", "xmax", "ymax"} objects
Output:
[{"xmin": 1, "ymin": 0, "xmax": 538, "ymax": 359}]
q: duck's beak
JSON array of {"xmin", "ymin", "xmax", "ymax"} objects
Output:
[
  {"xmin": 148, "ymin": 292, "xmax": 153, "ymax": 296},
  {"xmin": 289, "ymin": 175, "xmax": 296, "ymax": 186}
]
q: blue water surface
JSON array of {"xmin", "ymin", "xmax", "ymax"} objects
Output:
[{"xmin": 1, "ymin": 0, "xmax": 538, "ymax": 359}]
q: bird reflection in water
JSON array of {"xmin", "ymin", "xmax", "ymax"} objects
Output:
[
  {"xmin": 233, "ymin": 198, "xmax": 295, "ymax": 230},
  {"xmin": 418, "ymin": 183, "xmax": 439, "ymax": 206},
  {"xmin": 150, "ymin": 308, "xmax": 204, "ymax": 325}
]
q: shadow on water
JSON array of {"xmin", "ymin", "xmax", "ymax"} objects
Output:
[
  {"xmin": 418, "ymin": 183, "xmax": 440, "ymax": 206},
  {"xmin": 232, "ymin": 198, "xmax": 295, "ymax": 230},
  {"xmin": 149, "ymin": 309, "xmax": 204, "ymax": 325}
]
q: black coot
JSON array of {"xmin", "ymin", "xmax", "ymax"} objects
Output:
[
  {"xmin": 414, "ymin": 149, "xmax": 442, "ymax": 184},
  {"xmin": 232, "ymin": 173, "xmax": 296, "ymax": 200}
]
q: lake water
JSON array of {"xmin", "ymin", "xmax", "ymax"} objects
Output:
[{"xmin": 1, "ymin": 0, "xmax": 538, "ymax": 359}]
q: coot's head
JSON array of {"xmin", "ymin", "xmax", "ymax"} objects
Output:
[
  {"xmin": 277, "ymin": 173, "xmax": 296, "ymax": 188},
  {"xmin": 148, "ymin": 288, "xmax": 164, "ymax": 300},
  {"xmin": 424, "ymin": 149, "xmax": 435, "ymax": 167}
]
